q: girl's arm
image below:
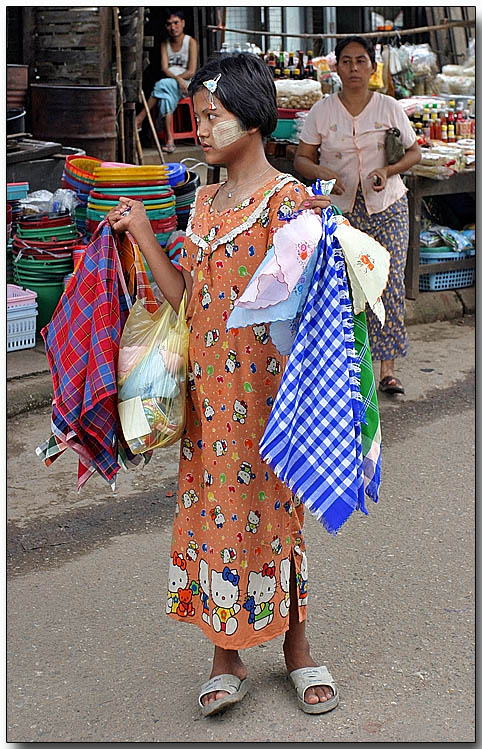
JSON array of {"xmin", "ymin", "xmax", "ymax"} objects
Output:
[{"xmin": 108, "ymin": 199, "xmax": 192, "ymax": 311}]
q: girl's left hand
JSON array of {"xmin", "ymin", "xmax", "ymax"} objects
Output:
[
  {"xmin": 368, "ymin": 167, "xmax": 388, "ymax": 191},
  {"xmin": 107, "ymin": 198, "xmax": 153, "ymax": 242},
  {"xmin": 302, "ymin": 195, "xmax": 332, "ymax": 216}
]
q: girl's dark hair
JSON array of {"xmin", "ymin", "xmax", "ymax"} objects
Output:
[
  {"xmin": 188, "ymin": 53, "xmax": 278, "ymax": 138},
  {"xmin": 165, "ymin": 8, "xmax": 185, "ymax": 21},
  {"xmin": 334, "ymin": 35, "xmax": 376, "ymax": 65}
]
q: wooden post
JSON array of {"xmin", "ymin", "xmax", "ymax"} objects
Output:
[
  {"xmin": 99, "ymin": 7, "xmax": 113, "ymax": 85},
  {"xmin": 112, "ymin": 7, "xmax": 126, "ymax": 162},
  {"xmin": 405, "ymin": 177, "xmax": 422, "ymax": 300},
  {"xmin": 22, "ymin": 8, "xmax": 35, "ymax": 79},
  {"xmin": 141, "ymin": 88, "xmax": 165, "ymax": 164},
  {"xmin": 135, "ymin": 127, "xmax": 144, "ymax": 165}
]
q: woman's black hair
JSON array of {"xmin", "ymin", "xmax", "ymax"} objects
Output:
[
  {"xmin": 164, "ymin": 8, "xmax": 185, "ymax": 22},
  {"xmin": 334, "ymin": 35, "xmax": 376, "ymax": 65},
  {"xmin": 188, "ymin": 53, "xmax": 278, "ymax": 138}
]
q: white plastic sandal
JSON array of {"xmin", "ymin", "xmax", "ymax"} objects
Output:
[
  {"xmin": 289, "ymin": 665, "xmax": 339, "ymax": 714},
  {"xmin": 199, "ymin": 674, "xmax": 249, "ymax": 717}
]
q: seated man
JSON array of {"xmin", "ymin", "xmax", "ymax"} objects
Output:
[{"xmin": 136, "ymin": 9, "xmax": 198, "ymax": 153}]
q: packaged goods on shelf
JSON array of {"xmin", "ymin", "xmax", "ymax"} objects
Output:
[
  {"xmin": 402, "ymin": 43, "xmax": 438, "ymax": 96},
  {"xmin": 274, "ymin": 79, "xmax": 322, "ymax": 110},
  {"xmin": 435, "ymin": 72, "xmax": 475, "ymax": 96}
]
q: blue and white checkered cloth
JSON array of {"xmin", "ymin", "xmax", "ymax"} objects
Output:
[{"xmin": 259, "ymin": 211, "xmax": 371, "ymax": 534}]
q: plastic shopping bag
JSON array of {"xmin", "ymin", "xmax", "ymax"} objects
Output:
[{"xmin": 117, "ymin": 292, "xmax": 189, "ymax": 454}]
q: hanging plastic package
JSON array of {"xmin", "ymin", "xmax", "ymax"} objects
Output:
[{"xmin": 117, "ymin": 292, "xmax": 189, "ymax": 454}]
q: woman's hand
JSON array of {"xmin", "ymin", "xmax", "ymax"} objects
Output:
[
  {"xmin": 107, "ymin": 198, "xmax": 153, "ymax": 242},
  {"xmin": 303, "ymin": 195, "xmax": 332, "ymax": 216},
  {"xmin": 368, "ymin": 167, "xmax": 389, "ymax": 192}
]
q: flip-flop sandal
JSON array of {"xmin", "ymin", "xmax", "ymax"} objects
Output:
[
  {"xmin": 162, "ymin": 143, "xmax": 176, "ymax": 153},
  {"xmin": 379, "ymin": 375, "xmax": 405, "ymax": 394},
  {"xmin": 289, "ymin": 666, "xmax": 339, "ymax": 714},
  {"xmin": 199, "ymin": 674, "xmax": 250, "ymax": 717}
]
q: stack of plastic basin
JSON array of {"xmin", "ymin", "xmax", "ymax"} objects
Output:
[
  {"xmin": 61, "ymin": 154, "xmax": 102, "ymax": 233},
  {"xmin": 173, "ymin": 169, "xmax": 200, "ymax": 231},
  {"xmin": 86, "ymin": 185, "xmax": 178, "ymax": 246},
  {"xmin": 85, "ymin": 162, "xmax": 188, "ymax": 248},
  {"xmin": 11, "ymin": 212, "xmax": 85, "ymax": 330},
  {"xmin": 7, "ymin": 182, "xmax": 29, "ymax": 234},
  {"xmin": 7, "ymin": 202, "xmax": 14, "ymax": 282}
]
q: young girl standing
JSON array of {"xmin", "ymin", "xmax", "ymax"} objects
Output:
[{"xmin": 109, "ymin": 53, "xmax": 337, "ymax": 717}]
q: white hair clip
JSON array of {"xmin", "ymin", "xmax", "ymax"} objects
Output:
[{"xmin": 202, "ymin": 73, "xmax": 221, "ymax": 110}]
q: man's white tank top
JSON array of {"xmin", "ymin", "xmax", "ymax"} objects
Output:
[{"xmin": 167, "ymin": 35, "xmax": 191, "ymax": 76}]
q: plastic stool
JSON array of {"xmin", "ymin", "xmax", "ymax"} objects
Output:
[{"xmin": 171, "ymin": 97, "xmax": 198, "ymax": 144}]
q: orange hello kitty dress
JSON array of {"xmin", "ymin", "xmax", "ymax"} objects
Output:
[{"xmin": 167, "ymin": 174, "xmax": 310, "ymax": 648}]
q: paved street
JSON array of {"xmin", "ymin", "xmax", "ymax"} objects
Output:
[{"xmin": 7, "ymin": 319, "xmax": 475, "ymax": 742}]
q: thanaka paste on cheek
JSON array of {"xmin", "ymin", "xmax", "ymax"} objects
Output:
[{"xmin": 212, "ymin": 119, "xmax": 247, "ymax": 149}]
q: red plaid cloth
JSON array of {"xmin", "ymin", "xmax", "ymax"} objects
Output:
[{"xmin": 41, "ymin": 221, "xmax": 157, "ymax": 489}]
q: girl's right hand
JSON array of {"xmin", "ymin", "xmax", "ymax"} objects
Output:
[
  {"xmin": 107, "ymin": 198, "xmax": 152, "ymax": 241},
  {"xmin": 329, "ymin": 174, "xmax": 346, "ymax": 195}
]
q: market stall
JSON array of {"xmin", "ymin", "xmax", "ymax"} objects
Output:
[
  {"xmin": 404, "ymin": 171, "xmax": 475, "ymax": 298},
  {"xmin": 207, "ymin": 20, "xmax": 475, "ymax": 299}
]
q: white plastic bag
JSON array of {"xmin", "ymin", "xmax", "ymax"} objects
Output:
[{"xmin": 117, "ymin": 292, "xmax": 189, "ymax": 453}]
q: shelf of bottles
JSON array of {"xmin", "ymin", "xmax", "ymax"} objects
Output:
[
  {"xmin": 266, "ymin": 49, "xmax": 318, "ymax": 81},
  {"xmin": 219, "ymin": 42, "xmax": 318, "ymax": 81},
  {"xmin": 409, "ymin": 99, "xmax": 475, "ymax": 146}
]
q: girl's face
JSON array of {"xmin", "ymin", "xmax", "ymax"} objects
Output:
[
  {"xmin": 336, "ymin": 42, "xmax": 376, "ymax": 91},
  {"xmin": 166, "ymin": 15, "xmax": 185, "ymax": 38},
  {"xmin": 193, "ymin": 88, "xmax": 249, "ymax": 164}
]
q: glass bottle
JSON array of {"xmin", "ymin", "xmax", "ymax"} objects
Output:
[
  {"xmin": 288, "ymin": 51, "xmax": 295, "ymax": 75},
  {"xmin": 422, "ymin": 112, "xmax": 431, "ymax": 139},
  {"xmin": 267, "ymin": 50, "xmax": 276, "ymax": 75},
  {"xmin": 447, "ymin": 100, "xmax": 455, "ymax": 125},
  {"xmin": 305, "ymin": 50, "xmax": 314, "ymax": 78},
  {"xmin": 297, "ymin": 51, "xmax": 305, "ymax": 79},
  {"xmin": 279, "ymin": 51, "xmax": 285, "ymax": 78}
]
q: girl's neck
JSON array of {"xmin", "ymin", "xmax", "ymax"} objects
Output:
[{"xmin": 224, "ymin": 138, "xmax": 270, "ymax": 187}]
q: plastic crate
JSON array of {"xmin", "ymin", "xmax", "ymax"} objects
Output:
[
  {"xmin": 271, "ymin": 118, "xmax": 298, "ymax": 141},
  {"xmin": 7, "ymin": 305, "xmax": 38, "ymax": 351},
  {"xmin": 7, "ymin": 283, "xmax": 38, "ymax": 309},
  {"xmin": 7, "ymin": 181, "xmax": 29, "ymax": 200},
  {"xmin": 419, "ymin": 249, "xmax": 475, "ymax": 291}
]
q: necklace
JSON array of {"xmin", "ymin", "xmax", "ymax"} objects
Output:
[{"xmin": 223, "ymin": 165, "xmax": 273, "ymax": 199}]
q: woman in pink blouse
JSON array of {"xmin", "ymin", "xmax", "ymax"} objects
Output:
[{"xmin": 295, "ymin": 36, "xmax": 421, "ymax": 395}]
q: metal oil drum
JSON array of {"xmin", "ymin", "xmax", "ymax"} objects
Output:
[{"xmin": 30, "ymin": 84, "xmax": 117, "ymax": 161}]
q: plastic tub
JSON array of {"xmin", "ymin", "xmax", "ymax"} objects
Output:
[
  {"xmin": 17, "ymin": 279, "xmax": 65, "ymax": 330},
  {"xmin": 7, "ymin": 108, "xmax": 26, "ymax": 135}
]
